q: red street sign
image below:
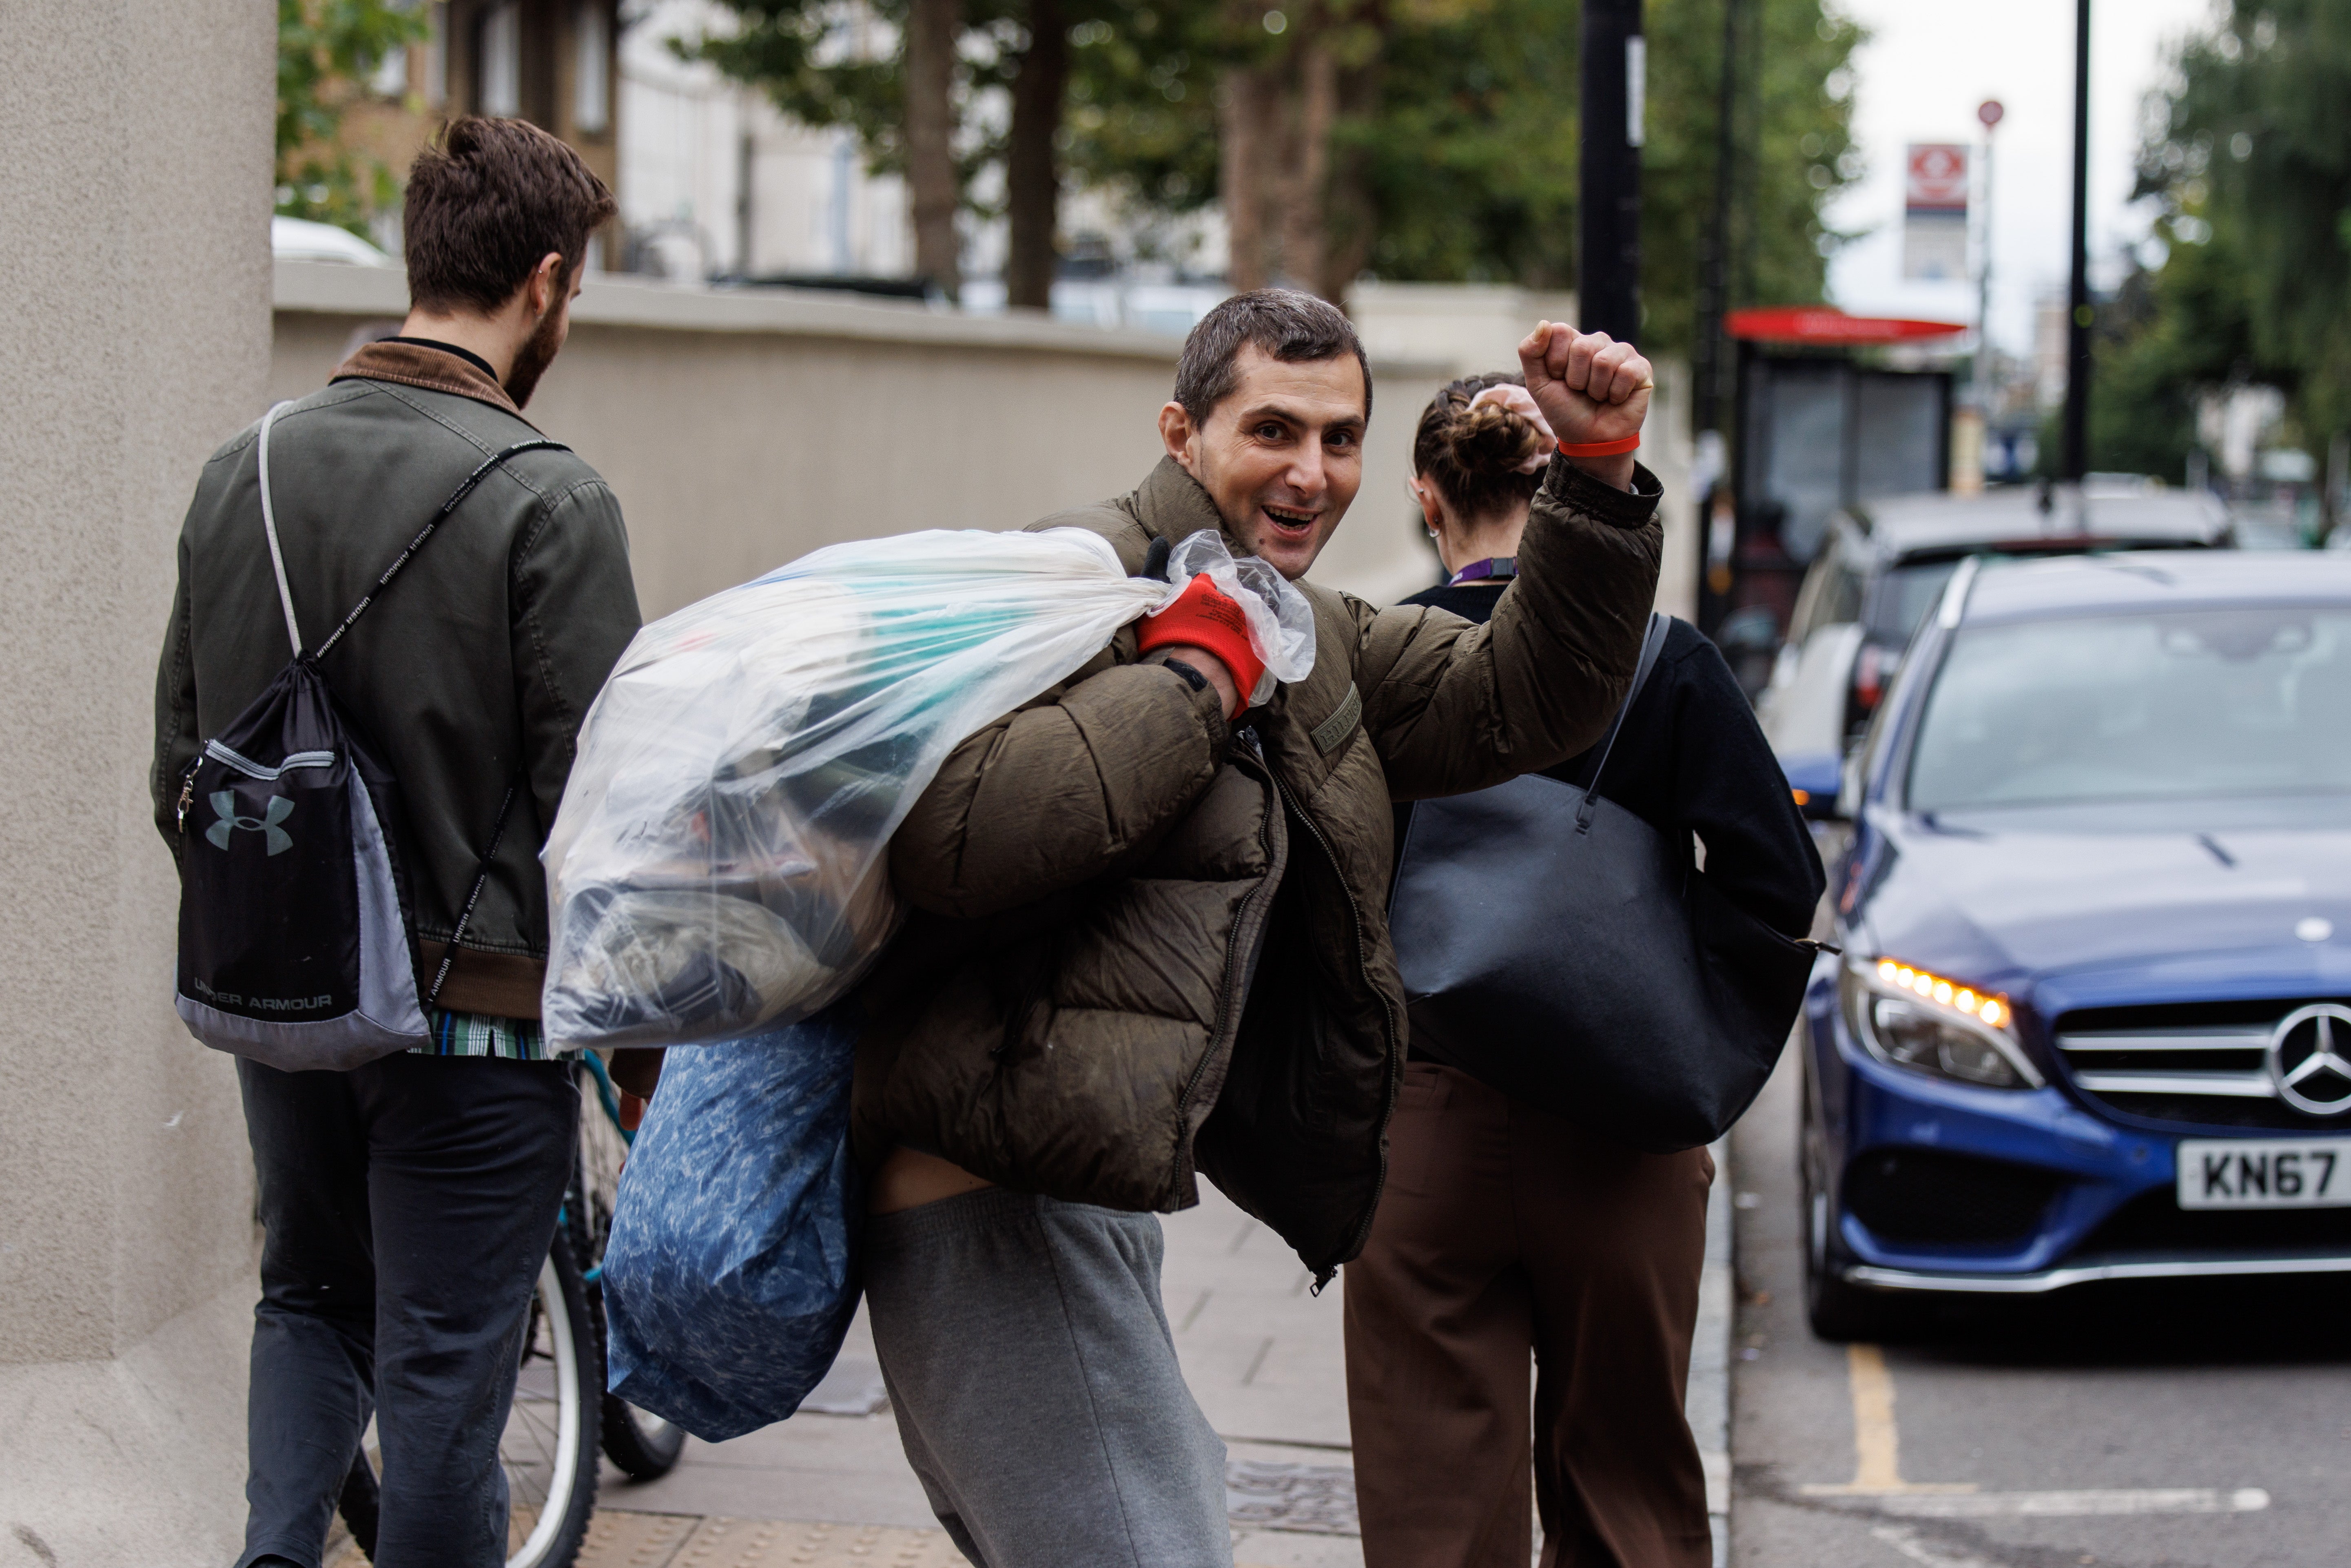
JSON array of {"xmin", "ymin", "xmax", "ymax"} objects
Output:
[
  {"xmin": 1725, "ymin": 308, "xmax": 1968, "ymax": 344},
  {"xmin": 1979, "ymin": 98, "xmax": 2005, "ymax": 129},
  {"xmin": 1906, "ymin": 143, "xmax": 1970, "ymax": 213}
]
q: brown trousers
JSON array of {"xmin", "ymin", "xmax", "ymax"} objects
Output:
[{"xmin": 1343, "ymin": 1062, "xmax": 1714, "ymax": 1568}]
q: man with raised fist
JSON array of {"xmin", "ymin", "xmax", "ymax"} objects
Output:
[{"xmin": 842, "ymin": 289, "xmax": 1662, "ymax": 1566}]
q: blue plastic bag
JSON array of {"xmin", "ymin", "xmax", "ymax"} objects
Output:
[{"xmin": 600, "ymin": 1006, "xmax": 862, "ymax": 1440}]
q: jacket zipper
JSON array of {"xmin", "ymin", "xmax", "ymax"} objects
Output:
[
  {"xmin": 1268, "ymin": 766, "xmax": 1402, "ymax": 1291},
  {"xmin": 175, "ymin": 760, "xmax": 200, "ymax": 833},
  {"xmin": 1177, "ymin": 746, "xmax": 1285, "ymax": 1121}
]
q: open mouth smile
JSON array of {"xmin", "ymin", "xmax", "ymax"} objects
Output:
[{"xmin": 1261, "ymin": 503, "xmax": 1320, "ymax": 539}]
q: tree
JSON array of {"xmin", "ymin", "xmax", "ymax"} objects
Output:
[
  {"xmin": 277, "ymin": 0, "xmax": 430, "ymax": 235},
  {"xmin": 2099, "ymin": 0, "xmax": 2351, "ymax": 489},
  {"xmin": 1063, "ymin": 0, "xmax": 1864, "ymax": 331},
  {"xmin": 687, "ymin": 0, "xmax": 1091, "ymax": 304}
]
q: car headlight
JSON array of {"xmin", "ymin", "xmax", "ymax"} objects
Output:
[{"xmin": 1840, "ymin": 956, "xmax": 2043, "ymax": 1090}]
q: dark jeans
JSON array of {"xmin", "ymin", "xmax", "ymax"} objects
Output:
[{"xmin": 234, "ymin": 1051, "xmax": 578, "ymax": 1568}]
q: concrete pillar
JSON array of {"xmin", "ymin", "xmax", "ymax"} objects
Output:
[{"xmin": 0, "ymin": 2, "xmax": 275, "ymax": 1561}]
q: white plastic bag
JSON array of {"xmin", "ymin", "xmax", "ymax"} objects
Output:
[
  {"xmin": 1163, "ymin": 529, "xmax": 1316, "ymax": 705},
  {"xmin": 541, "ymin": 525, "xmax": 1313, "ymax": 1052}
]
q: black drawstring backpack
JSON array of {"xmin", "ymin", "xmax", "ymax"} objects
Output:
[{"xmin": 172, "ymin": 400, "xmax": 561, "ymax": 1070}]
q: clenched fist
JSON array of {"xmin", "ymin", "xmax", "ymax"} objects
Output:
[{"xmin": 1517, "ymin": 321, "xmax": 1653, "ymax": 492}]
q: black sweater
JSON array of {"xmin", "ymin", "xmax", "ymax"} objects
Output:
[{"xmin": 1396, "ymin": 583, "xmax": 1825, "ymax": 938}]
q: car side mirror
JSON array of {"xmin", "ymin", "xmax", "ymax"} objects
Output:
[{"xmin": 1779, "ymin": 750, "xmax": 1843, "ymax": 822}]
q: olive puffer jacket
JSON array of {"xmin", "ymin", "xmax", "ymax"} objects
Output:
[{"xmin": 851, "ymin": 452, "xmax": 1663, "ymax": 1277}]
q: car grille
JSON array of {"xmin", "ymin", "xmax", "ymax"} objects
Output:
[
  {"xmin": 2078, "ymin": 1187, "xmax": 2351, "ymax": 1256},
  {"xmin": 2053, "ymin": 999, "xmax": 2351, "ymax": 1131},
  {"xmin": 1842, "ymin": 1147, "xmax": 2062, "ymax": 1245}
]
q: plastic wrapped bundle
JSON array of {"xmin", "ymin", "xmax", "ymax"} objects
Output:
[{"xmin": 541, "ymin": 526, "xmax": 1311, "ymax": 1053}]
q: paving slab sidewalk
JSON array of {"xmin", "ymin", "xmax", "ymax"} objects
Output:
[{"xmin": 491, "ymin": 1151, "xmax": 1734, "ymax": 1568}]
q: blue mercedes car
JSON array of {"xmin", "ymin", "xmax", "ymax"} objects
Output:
[{"xmin": 1802, "ymin": 550, "xmax": 2351, "ymax": 1338}]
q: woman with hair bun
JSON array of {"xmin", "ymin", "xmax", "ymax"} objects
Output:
[{"xmin": 1343, "ymin": 372, "xmax": 1823, "ymax": 1568}]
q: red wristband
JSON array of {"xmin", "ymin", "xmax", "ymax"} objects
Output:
[
  {"xmin": 1557, "ymin": 434, "xmax": 1641, "ymax": 458},
  {"xmin": 1135, "ymin": 574, "xmax": 1265, "ymax": 716}
]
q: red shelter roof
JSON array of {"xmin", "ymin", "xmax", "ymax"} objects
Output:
[{"xmin": 1726, "ymin": 307, "xmax": 1968, "ymax": 345}]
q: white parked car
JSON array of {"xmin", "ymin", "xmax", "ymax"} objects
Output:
[{"xmin": 271, "ymin": 215, "xmax": 395, "ymax": 267}]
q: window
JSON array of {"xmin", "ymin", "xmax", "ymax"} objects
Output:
[
  {"xmin": 1908, "ymin": 607, "xmax": 2351, "ymax": 812},
  {"xmin": 574, "ymin": 2, "xmax": 610, "ymax": 134},
  {"xmin": 478, "ymin": 1, "xmax": 520, "ymax": 116},
  {"xmin": 425, "ymin": 3, "xmax": 448, "ymax": 107},
  {"xmin": 369, "ymin": 40, "xmax": 409, "ymax": 97}
]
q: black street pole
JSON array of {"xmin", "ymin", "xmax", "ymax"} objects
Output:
[
  {"xmin": 2061, "ymin": 0, "xmax": 2092, "ymax": 483},
  {"xmin": 1579, "ymin": 0, "xmax": 1644, "ymax": 343},
  {"xmin": 1693, "ymin": 0, "xmax": 1738, "ymax": 437},
  {"xmin": 1693, "ymin": 0, "xmax": 1738, "ymax": 631}
]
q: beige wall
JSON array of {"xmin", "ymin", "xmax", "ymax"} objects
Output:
[
  {"xmin": 272, "ymin": 266, "xmax": 1454, "ymax": 618},
  {"xmin": 0, "ymin": 0, "xmax": 275, "ymax": 1560},
  {"xmin": 270, "ymin": 267, "xmax": 1708, "ymax": 624}
]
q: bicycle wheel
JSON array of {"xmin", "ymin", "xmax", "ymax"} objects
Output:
[
  {"xmin": 501, "ymin": 1229, "xmax": 601, "ymax": 1568},
  {"xmin": 575, "ymin": 1056, "xmax": 688, "ymax": 1479}
]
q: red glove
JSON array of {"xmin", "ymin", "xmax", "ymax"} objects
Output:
[{"xmin": 1135, "ymin": 574, "xmax": 1265, "ymax": 716}]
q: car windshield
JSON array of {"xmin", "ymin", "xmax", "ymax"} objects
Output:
[
  {"xmin": 1907, "ymin": 605, "xmax": 2351, "ymax": 811},
  {"xmin": 1868, "ymin": 559, "xmax": 1960, "ymax": 642}
]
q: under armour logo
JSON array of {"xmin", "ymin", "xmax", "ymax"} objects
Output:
[{"xmin": 206, "ymin": 792, "xmax": 294, "ymax": 856}]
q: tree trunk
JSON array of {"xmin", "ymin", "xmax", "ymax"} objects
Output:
[
  {"xmin": 904, "ymin": 0, "xmax": 963, "ymax": 297},
  {"xmin": 1004, "ymin": 0, "xmax": 1068, "ymax": 310},
  {"xmin": 1276, "ymin": 35, "xmax": 1337, "ymax": 292},
  {"xmin": 1314, "ymin": 55, "xmax": 1382, "ymax": 305},
  {"xmin": 1219, "ymin": 64, "xmax": 1277, "ymax": 291}
]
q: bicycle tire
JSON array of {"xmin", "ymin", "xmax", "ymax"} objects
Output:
[
  {"xmin": 331, "ymin": 1231, "xmax": 600, "ymax": 1567},
  {"xmin": 501, "ymin": 1229, "xmax": 602, "ymax": 1568}
]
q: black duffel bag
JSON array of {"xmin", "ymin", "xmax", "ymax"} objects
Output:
[{"xmin": 1387, "ymin": 613, "xmax": 1825, "ymax": 1152}]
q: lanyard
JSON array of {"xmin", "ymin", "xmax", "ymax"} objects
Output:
[{"xmin": 1447, "ymin": 556, "xmax": 1516, "ymax": 587}]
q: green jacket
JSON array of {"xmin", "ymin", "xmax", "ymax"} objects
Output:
[
  {"xmin": 151, "ymin": 341, "xmax": 642, "ymax": 1018},
  {"xmin": 854, "ymin": 452, "xmax": 1663, "ymax": 1276}
]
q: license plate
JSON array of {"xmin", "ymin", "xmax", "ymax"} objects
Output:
[{"xmin": 2178, "ymin": 1138, "xmax": 2351, "ymax": 1209}]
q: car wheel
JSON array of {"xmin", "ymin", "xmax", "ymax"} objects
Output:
[{"xmin": 1798, "ymin": 1068, "xmax": 1900, "ymax": 1342}]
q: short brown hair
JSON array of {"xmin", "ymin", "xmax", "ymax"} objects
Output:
[
  {"xmin": 404, "ymin": 117, "xmax": 618, "ymax": 313},
  {"xmin": 1174, "ymin": 288, "xmax": 1372, "ymax": 425},
  {"xmin": 1412, "ymin": 372, "xmax": 1546, "ymax": 523}
]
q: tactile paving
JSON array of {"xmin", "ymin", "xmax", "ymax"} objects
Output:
[
  {"xmin": 576, "ymin": 1514, "xmax": 969, "ymax": 1568},
  {"xmin": 578, "ymin": 1506, "xmax": 703, "ymax": 1565}
]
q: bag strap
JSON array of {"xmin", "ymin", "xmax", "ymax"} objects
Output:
[
  {"xmin": 423, "ymin": 767, "xmax": 527, "ymax": 1012},
  {"xmin": 1575, "ymin": 611, "xmax": 1671, "ymax": 831},
  {"xmin": 314, "ymin": 437, "xmax": 569, "ymax": 659},
  {"xmin": 257, "ymin": 401, "xmax": 305, "ymax": 655}
]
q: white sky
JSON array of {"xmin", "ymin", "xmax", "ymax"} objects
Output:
[{"xmin": 1821, "ymin": 0, "xmax": 2221, "ymax": 353}]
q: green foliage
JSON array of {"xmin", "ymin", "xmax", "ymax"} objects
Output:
[
  {"xmin": 2104, "ymin": 0, "xmax": 2351, "ymax": 472},
  {"xmin": 1363, "ymin": 0, "xmax": 1862, "ymax": 343},
  {"xmin": 680, "ymin": 0, "xmax": 915, "ymax": 177},
  {"xmin": 276, "ymin": 0, "xmax": 429, "ymax": 235},
  {"xmin": 1059, "ymin": 0, "xmax": 1863, "ymax": 341},
  {"xmin": 687, "ymin": 0, "xmax": 1095, "ymax": 221},
  {"xmin": 1061, "ymin": 1, "xmax": 1223, "ymax": 219}
]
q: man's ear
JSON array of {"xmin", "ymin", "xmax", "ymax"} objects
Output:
[
  {"xmin": 527, "ymin": 251, "xmax": 565, "ymax": 316},
  {"xmin": 1157, "ymin": 401, "xmax": 1198, "ymax": 474}
]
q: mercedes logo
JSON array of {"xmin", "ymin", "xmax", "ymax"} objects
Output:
[{"xmin": 2268, "ymin": 1004, "xmax": 2351, "ymax": 1116}]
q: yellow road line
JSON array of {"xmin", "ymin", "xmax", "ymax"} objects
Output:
[{"xmin": 1798, "ymin": 1343, "xmax": 1977, "ymax": 1497}]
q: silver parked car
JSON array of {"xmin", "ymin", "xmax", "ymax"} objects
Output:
[{"xmin": 1759, "ymin": 478, "xmax": 2232, "ymax": 807}]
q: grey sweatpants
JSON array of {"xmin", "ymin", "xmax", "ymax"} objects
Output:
[{"xmin": 864, "ymin": 1187, "xmax": 1233, "ymax": 1568}]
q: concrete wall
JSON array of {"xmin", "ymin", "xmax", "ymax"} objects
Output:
[
  {"xmin": 0, "ymin": 2, "xmax": 276, "ymax": 1562},
  {"xmin": 271, "ymin": 264, "xmax": 1457, "ymax": 615}
]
